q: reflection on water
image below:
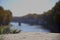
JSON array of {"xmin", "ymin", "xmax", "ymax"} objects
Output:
[{"xmin": 10, "ymin": 22, "xmax": 50, "ymax": 32}]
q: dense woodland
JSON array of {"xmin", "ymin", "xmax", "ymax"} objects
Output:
[{"xmin": 40, "ymin": 1, "xmax": 60, "ymax": 32}]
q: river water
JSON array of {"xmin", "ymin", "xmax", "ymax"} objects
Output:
[{"xmin": 10, "ymin": 22, "xmax": 50, "ymax": 32}]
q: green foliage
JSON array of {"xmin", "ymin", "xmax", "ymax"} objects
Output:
[
  {"xmin": 0, "ymin": 27, "xmax": 4, "ymax": 34},
  {"xmin": 52, "ymin": 1, "xmax": 60, "ymax": 24},
  {"xmin": 0, "ymin": 26, "xmax": 21, "ymax": 34},
  {"xmin": 0, "ymin": 6, "xmax": 21, "ymax": 34},
  {"xmin": 42, "ymin": 1, "xmax": 60, "ymax": 25},
  {"xmin": 11, "ymin": 29, "xmax": 21, "ymax": 34},
  {"xmin": 41, "ymin": 1, "xmax": 60, "ymax": 32},
  {"xmin": 0, "ymin": 6, "xmax": 13, "ymax": 25},
  {"xmin": 0, "ymin": 26, "xmax": 10, "ymax": 34}
]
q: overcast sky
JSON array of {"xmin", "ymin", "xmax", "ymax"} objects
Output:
[{"xmin": 0, "ymin": 0, "xmax": 58, "ymax": 16}]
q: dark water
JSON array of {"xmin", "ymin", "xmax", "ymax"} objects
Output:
[{"xmin": 10, "ymin": 22, "xmax": 50, "ymax": 32}]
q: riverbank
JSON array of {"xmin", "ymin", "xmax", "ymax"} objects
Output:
[{"xmin": 1, "ymin": 32, "xmax": 60, "ymax": 40}]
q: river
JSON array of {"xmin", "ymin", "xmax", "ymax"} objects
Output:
[{"xmin": 10, "ymin": 22, "xmax": 50, "ymax": 32}]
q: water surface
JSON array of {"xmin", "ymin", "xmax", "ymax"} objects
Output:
[{"xmin": 10, "ymin": 22, "xmax": 50, "ymax": 32}]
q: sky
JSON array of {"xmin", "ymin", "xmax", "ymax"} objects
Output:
[{"xmin": 0, "ymin": 0, "xmax": 59, "ymax": 16}]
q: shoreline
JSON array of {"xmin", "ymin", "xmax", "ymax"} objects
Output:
[{"xmin": 1, "ymin": 32, "xmax": 60, "ymax": 40}]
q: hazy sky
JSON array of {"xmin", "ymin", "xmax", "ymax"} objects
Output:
[{"xmin": 0, "ymin": 0, "xmax": 58, "ymax": 16}]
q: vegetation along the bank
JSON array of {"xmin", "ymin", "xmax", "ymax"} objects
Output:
[{"xmin": 0, "ymin": 6, "xmax": 21, "ymax": 34}]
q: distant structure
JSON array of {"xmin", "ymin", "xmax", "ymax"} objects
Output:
[{"xmin": 19, "ymin": 22, "xmax": 21, "ymax": 26}]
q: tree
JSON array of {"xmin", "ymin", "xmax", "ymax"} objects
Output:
[
  {"xmin": 52, "ymin": 1, "xmax": 60, "ymax": 25},
  {"xmin": 0, "ymin": 6, "xmax": 13, "ymax": 25}
]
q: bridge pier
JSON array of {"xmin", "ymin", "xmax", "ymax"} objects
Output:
[{"xmin": 19, "ymin": 22, "xmax": 21, "ymax": 26}]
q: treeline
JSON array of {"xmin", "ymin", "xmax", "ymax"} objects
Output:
[
  {"xmin": 41, "ymin": 1, "xmax": 60, "ymax": 33},
  {"xmin": 18, "ymin": 1, "xmax": 60, "ymax": 33},
  {"xmin": 0, "ymin": 6, "xmax": 13, "ymax": 26}
]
